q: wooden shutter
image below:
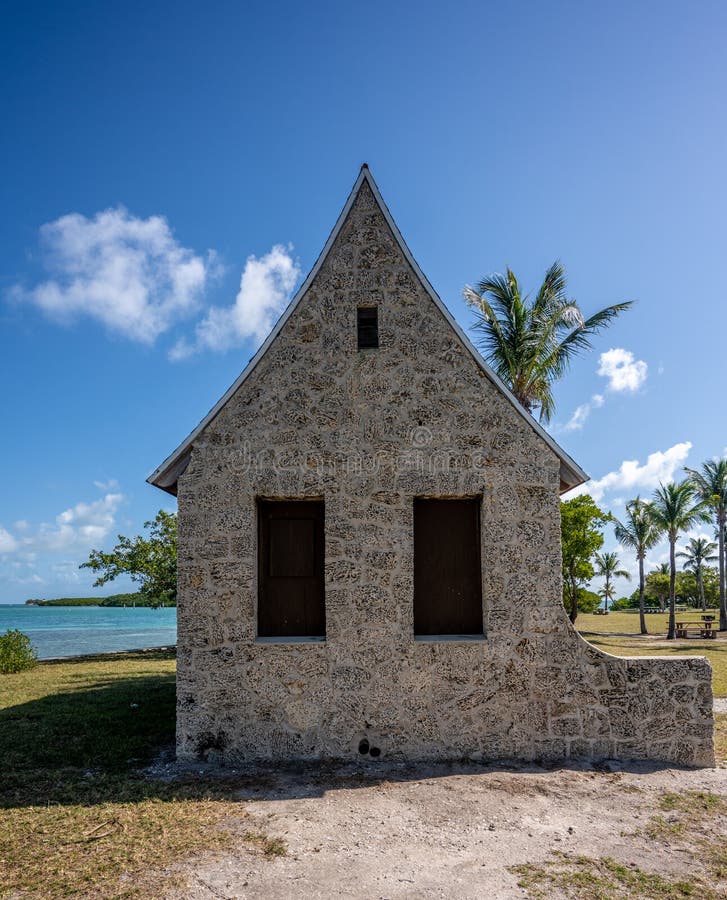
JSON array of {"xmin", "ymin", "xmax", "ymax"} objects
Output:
[
  {"xmin": 357, "ymin": 306, "xmax": 379, "ymax": 349},
  {"xmin": 413, "ymin": 498, "xmax": 483, "ymax": 635},
  {"xmin": 258, "ymin": 500, "xmax": 325, "ymax": 637}
]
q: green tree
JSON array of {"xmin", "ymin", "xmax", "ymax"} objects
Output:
[
  {"xmin": 464, "ymin": 261, "xmax": 632, "ymax": 422},
  {"xmin": 575, "ymin": 587, "xmax": 602, "ymax": 613},
  {"xmin": 610, "ymin": 595, "xmax": 635, "ymax": 611},
  {"xmin": 648, "ymin": 482, "xmax": 709, "ymax": 639},
  {"xmin": 645, "ymin": 563, "xmax": 671, "ymax": 611},
  {"xmin": 699, "ymin": 565, "xmax": 720, "ymax": 608},
  {"xmin": 81, "ymin": 510, "xmax": 177, "ymax": 606},
  {"xmin": 561, "ymin": 494, "xmax": 609, "ymax": 623},
  {"xmin": 593, "ymin": 550, "xmax": 631, "ymax": 614},
  {"xmin": 677, "ymin": 537, "xmax": 718, "ymax": 612},
  {"xmin": 684, "ymin": 459, "xmax": 727, "ymax": 630},
  {"xmin": 613, "ymin": 497, "xmax": 663, "ymax": 634}
]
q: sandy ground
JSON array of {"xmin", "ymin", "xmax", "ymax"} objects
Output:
[{"xmin": 168, "ymin": 757, "xmax": 727, "ymax": 899}]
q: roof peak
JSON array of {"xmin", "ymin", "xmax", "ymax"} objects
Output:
[{"xmin": 147, "ymin": 165, "xmax": 587, "ymax": 495}]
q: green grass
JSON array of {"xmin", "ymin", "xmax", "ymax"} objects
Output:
[
  {"xmin": 514, "ymin": 786, "xmax": 727, "ymax": 897},
  {"xmin": 0, "ymin": 650, "xmax": 247, "ymax": 899},
  {"xmin": 243, "ymin": 830, "xmax": 288, "ymax": 858},
  {"xmin": 513, "ymin": 853, "xmax": 715, "ymax": 899},
  {"xmin": 577, "ymin": 610, "xmax": 720, "ymax": 637}
]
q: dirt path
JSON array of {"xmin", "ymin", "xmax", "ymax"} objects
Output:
[{"xmin": 171, "ymin": 760, "xmax": 727, "ymax": 899}]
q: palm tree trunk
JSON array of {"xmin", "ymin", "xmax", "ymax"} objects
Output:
[
  {"xmin": 604, "ymin": 574, "xmax": 610, "ymax": 614},
  {"xmin": 720, "ymin": 512, "xmax": 727, "ymax": 631},
  {"xmin": 569, "ymin": 572, "xmax": 578, "ymax": 624},
  {"xmin": 698, "ymin": 566, "xmax": 706, "ymax": 612},
  {"xmin": 638, "ymin": 554, "xmax": 648, "ymax": 635},
  {"xmin": 667, "ymin": 537, "xmax": 677, "ymax": 640}
]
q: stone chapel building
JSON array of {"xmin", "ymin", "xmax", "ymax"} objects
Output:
[{"xmin": 149, "ymin": 166, "xmax": 713, "ymax": 767}]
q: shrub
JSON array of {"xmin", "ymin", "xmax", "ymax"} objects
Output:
[{"xmin": 0, "ymin": 629, "xmax": 38, "ymax": 674}]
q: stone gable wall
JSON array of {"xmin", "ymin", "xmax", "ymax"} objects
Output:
[{"xmin": 175, "ymin": 182, "xmax": 714, "ymax": 767}]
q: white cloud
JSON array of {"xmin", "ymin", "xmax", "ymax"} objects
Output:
[
  {"xmin": 558, "ymin": 347, "xmax": 646, "ymax": 432},
  {"xmin": 563, "ymin": 402, "xmax": 591, "ymax": 433},
  {"xmin": 1, "ymin": 491, "xmax": 125, "ymax": 560},
  {"xmin": 50, "ymin": 560, "xmax": 84, "ymax": 584},
  {"xmin": 597, "ymin": 348, "xmax": 648, "ymax": 392},
  {"xmin": 15, "ymin": 207, "xmax": 214, "ymax": 343},
  {"xmin": 36, "ymin": 493, "xmax": 124, "ymax": 552},
  {"xmin": 171, "ymin": 244, "xmax": 300, "ymax": 359},
  {"xmin": 563, "ymin": 393, "xmax": 605, "ymax": 432},
  {"xmin": 567, "ymin": 441, "xmax": 692, "ymax": 502},
  {"xmin": 0, "ymin": 492, "xmax": 131, "ymax": 601},
  {"xmin": 93, "ymin": 478, "xmax": 120, "ymax": 491},
  {"xmin": 0, "ymin": 528, "xmax": 19, "ymax": 554}
]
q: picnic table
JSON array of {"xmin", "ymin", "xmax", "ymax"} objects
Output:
[{"xmin": 675, "ymin": 619, "xmax": 716, "ymax": 639}]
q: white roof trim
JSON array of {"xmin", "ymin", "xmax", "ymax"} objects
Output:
[{"xmin": 148, "ymin": 166, "xmax": 587, "ymax": 495}]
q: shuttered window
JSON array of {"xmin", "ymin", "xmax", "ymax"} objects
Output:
[
  {"xmin": 257, "ymin": 500, "xmax": 325, "ymax": 638},
  {"xmin": 357, "ymin": 306, "xmax": 379, "ymax": 349},
  {"xmin": 413, "ymin": 498, "xmax": 483, "ymax": 636}
]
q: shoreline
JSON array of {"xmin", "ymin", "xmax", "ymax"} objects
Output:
[{"xmin": 40, "ymin": 645, "xmax": 176, "ymax": 662}]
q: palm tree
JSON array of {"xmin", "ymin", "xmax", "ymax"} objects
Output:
[
  {"xmin": 685, "ymin": 460, "xmax": 727, "ymax": 630},
  {"xmin": 676, "ymin": 537, "xmax": 718, "ymax": 612},
  {"xmin": 648, "ymin": 482, "xmax": 710, "ymax": 639},
  {"xmin": 464, "ymin": 261, "xmax": 632, "ymax": 422},
  {"xmin": 613, "ymin": 498, "xmax": 663, "ymax": 634},
  {"xmin": 593, "ymin": 551, "xmax": 631, "ymax": 614}
]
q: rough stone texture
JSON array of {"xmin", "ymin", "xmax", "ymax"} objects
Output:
[{"xmin": 174, "ymin": 179, "xmax": 714, "ymax": 768}]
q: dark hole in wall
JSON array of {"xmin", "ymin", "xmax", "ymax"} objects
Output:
[
  {"xmin": 369, "ymin": 746, "xmax": 381, "ymax": 758},
  {"xmin": 195, "ymin": 730, "xmax": 228, "ymax": 761},
  {"xmin": 357, "ymin": 307, "xmax": 379, "ymax": 349},
  {"xmin": 358, "ymin": 739, "xmax": 370, "ymax": 755}
]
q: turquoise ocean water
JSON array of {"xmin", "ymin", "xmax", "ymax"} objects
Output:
[{"xmin": 0, "ymin": 605, "xmax": 177, "ymax": 659}]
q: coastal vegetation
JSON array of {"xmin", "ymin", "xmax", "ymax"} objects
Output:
[{"xmin": 25, "ymin": 592, "xmax": 173, "ymax": 607}]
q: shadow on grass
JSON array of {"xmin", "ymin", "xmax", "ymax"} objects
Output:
[
  {"xmin": 0, "ymin": 650, "xmax": 229, "ymax": 809},
  {"xmin": 587, "ymin": 635, "xmax": 727, "ymax": 654}
]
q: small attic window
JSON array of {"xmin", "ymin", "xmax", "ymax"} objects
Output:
[{"xmin": 357, "ymin": 306, "xmax": 379, "ymax": 349}]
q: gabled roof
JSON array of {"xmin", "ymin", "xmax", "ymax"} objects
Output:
[{"xmin": 148, "ymin": 165, "xmax": 588, "ymax": 496}]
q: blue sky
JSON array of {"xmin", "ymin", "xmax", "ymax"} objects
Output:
[{"xmin": 1, "ymin": 0, "xmax": 726, "ymax": 602}]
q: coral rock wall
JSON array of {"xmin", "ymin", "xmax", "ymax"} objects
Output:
[{"xmin": 175, "ymin": 182, "xmax": 714, "ymax": 767}]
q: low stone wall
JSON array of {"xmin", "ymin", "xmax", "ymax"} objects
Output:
[{"xmin": 175, "ymin": 609, "xmax": 714, "ymax": 768}]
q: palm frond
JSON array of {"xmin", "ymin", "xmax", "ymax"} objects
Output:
[{"xmin": 466, "ymin": 262, "xmax": 633, "ymax": 420}]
